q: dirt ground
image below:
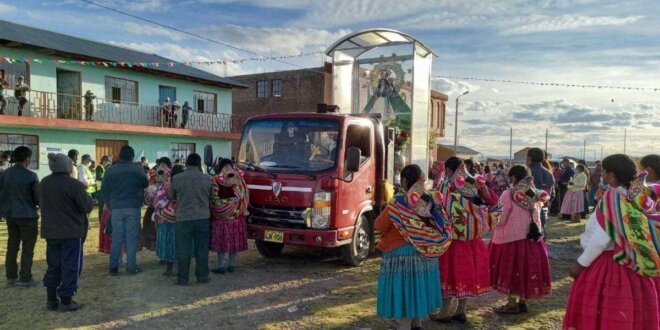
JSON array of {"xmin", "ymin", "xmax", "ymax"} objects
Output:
[{"xmin": 0, "ymin": 212, "xmax": 584, "ymax": 330}]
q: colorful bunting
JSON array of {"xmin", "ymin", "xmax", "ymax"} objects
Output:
[{"xmin": 433, "ymin": 75, "xmax": 660, "ymax": 92}]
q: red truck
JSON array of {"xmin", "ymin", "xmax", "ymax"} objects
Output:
[{"xmin": 227, "ymin": 105, "xmax": 397, "ymax": 266}]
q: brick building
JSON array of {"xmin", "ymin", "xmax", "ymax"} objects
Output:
[{"xmin": 229, "ymin": 64, "xmax": 447, "ymax": 157}]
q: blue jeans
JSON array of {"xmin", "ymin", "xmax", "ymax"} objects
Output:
[{"xmin": 109, "ymin": 208, "xmax": 140, "ymax": 272}]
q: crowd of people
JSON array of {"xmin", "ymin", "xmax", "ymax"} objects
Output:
[
  {"xmin": 0, "ymin": 144, "xmax": 249, "ymax": 311},
  {"xmin": 377, "ymin": 149, "xmax": 660, "ymax": 330}
]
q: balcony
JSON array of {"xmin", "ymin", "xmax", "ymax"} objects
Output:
[{"xmin": 0, "ymin": 90, "xmax": 241, "ymax": 134}]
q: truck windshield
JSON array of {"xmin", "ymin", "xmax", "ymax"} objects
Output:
[{"xmin": 238, "ymin": 118, "xmax": 340, "ymax": 173}]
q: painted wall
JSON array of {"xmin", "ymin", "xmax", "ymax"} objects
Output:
[
  {"xmin": 0, "ymin": 46, "xmax": 232, "ymax": 114},
  {"xmin": 0, "ymin": 125, "xmax": 232, "ymax": 179}
]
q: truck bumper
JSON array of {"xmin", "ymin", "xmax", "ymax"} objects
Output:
[{"xmin": 247, "ymin": 224, "xmax": 354, "ymax": 248}]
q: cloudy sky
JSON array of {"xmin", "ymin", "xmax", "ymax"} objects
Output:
[{"xmin": 1, "ymin": 0, "xmax": 658, "ymax": 158}]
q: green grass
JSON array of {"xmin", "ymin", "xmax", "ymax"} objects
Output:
[{"xmin": 0, "ymin": 212, "xmax": 585, "ymax": 330}]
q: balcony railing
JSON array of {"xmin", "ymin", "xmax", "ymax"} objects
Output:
[{"xmin": 0, "ymin": 90, "xmax": 241, "ymax": 134}]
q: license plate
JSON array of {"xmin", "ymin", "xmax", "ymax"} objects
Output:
[{"xmin": 264, "ymin": 230, "xmax": 284, "ymax": 243}]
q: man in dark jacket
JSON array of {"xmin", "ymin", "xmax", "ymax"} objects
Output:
[
  {"xmin": 169, "ymin": 153, "xmax": 212, "ymax": 285},
  {"xmin": 40, "ymin": 153, "xmax": 93, "ymax": 311},
  {"xmin": 0, "ymin": 146, "xmax": 40, "ymax": 287},
  {"xmin": 527, "ymin": 148, "xmax": 555, "ymax": 236},
  {"xmin": 101, "ymin": 145, "xmax": 148, "ymax": 276}
]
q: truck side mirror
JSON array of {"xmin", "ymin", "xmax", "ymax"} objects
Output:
[
  {"xmin": 346, "ymin": 147, "xmax": 361, "ymax": 173},
  {"xmin": 203, "ymin": 145, "xmax": 214, "ymax": 167}
]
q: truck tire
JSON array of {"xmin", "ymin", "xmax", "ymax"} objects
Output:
[
  {"xmin": 255, "ymin": 240, "xmax": 284, "ymax": 258},
  {"xmin": 341, "ymin": 214, "xmax": 372, "ymax": 266}
]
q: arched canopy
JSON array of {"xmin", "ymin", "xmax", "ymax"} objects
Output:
[{"xmin": 325, "ymin": 28, "xmax": 436, "ymax": 59}]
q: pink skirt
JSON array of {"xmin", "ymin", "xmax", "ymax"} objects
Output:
[
  {"xmin": 439, "ymin": 239, "xmax": 491, "ymax": 297},
  {"xmin": 561, "ymin": 190, "xmax": 585, "ymax": 215},
  {"xmin": 98, "ymin": 208, "xmax": 112, "ymax": 254},
  {"xmin": 563, "ymin": 251, "xmax": 660, "ymax": 330},
  {"xmin": 210, "ymin": 216, "xmax": 248, "ymax": 253},
  {"xmin": 488, "ymin": 239, "xmax": 552, "ymax": 300}
]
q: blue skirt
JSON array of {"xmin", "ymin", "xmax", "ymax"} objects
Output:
[
  {"xmin": 156, "ymin": 222, "xmax": 176, "ymax": 262},
  {"xmin": 377, "ymin": 243, "xmax": 443, "ymax": 319}
]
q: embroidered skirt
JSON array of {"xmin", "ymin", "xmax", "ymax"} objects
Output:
[
  {"xmin": 561, "ymin": 190, "xmax": 585, "ymax": 215},
  {"xmin": 377, "ymin": 243, "xmax": 442, "ymax": 319},
  {"xmin": 156, "ymin": 222, "xmax": 176, "ymax": 262},
  {"xmin": 439, "ymin": 239, "xmax": 491, "ymax": 297},
  {"xmin": 488, "ymin": 239, "xmax": 552, "ymax": 300},
  {"xmin": 210, "ymin": 216, "xmax": 248, "ymax": 253},
  {"xmin": 563, "ymin": 251, "xmax": 660, "ymax": 330},
  {"xmin": 98, "ymin": 208, "xmax": 112, "ymax": 254}
]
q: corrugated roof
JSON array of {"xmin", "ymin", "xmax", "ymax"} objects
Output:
[
  {"xmin": 438, "ymin": 144, "xmax": 480, "ymax": 155},
  {"xmin": 0, "ymin": 19, "xmax": 247, "ymax": 89}
]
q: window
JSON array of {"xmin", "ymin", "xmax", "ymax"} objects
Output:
[
  {"xmin": 171, "ymin": 143, "xmax": 196, "ymax": 162},
  {"xmin": 272, "ymin": 79, "xmax": 282, "ymax": 97},
  {"xmin": 105, "ymin": 76, "xmax": 138, "ymax": 103},
  {"xmin": 256, "ymin": 80, "xmax": 268, "ymax": 98},
  {"xmin": 345, "ymin": 124, "xmax": 371, "ymax": 165},
  {"xmin": 193, "ymin": 91, "xmax": 217, "ymax": 113},
  {"xmin": 0, "ymin": 62, "xmax": 29, "ymax": 87},
  {"xmin": 0, "ymin": 133, "xmax": 39, "ymax": 169}
]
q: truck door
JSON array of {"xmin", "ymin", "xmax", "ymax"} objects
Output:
[{"xmin": 336, "ymin": 123, "xmax": 375, "ymax": 230}]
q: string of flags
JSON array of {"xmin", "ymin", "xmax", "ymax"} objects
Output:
[
  {"xmin": 433, "ymin": 75, "xmax": 660, "ymax": 92},
  {"xmin": 0, "ymin": 51, "xmax": 324, "ymax": 68}
]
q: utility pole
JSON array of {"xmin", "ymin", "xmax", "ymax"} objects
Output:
[
  {"xmin": 453, "ymin": 91, "xmax": 469, "ymax": 155},
  {"xmin": 600, "ymin": 145, "xmax": 603, "ymax": 161},
  {"xmin": 545, "ymin": 128, "xmax": 548, "ymax": 155},
  {"xmin": 583, "ymin": 139, "xmax": 586, "ymax": 160},
  {"xmin": 624, "ymin": 128, "xmax": 627, "ymax": 154},
  {"xmin": 509, "ymin": 127, "xmax": 513, "ymax": 166}
]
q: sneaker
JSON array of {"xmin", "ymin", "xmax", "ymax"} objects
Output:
[
  {"xmin": 60, "ymin": 301, "xmax": 83, "ymax": 312},
  {"xmin": 126, "ymin": 268, "xmax": 142, "ymax": 275},
  {"xmin": 16, "ymin": 279, "xmax": 38, "ymax": 288},
  {"xmin": 109, "ymin": 268, "xmax": 119, "ymax": 276},
  {"xmin": 46, "ymin": 301, "xmax": 59, "ymax": 311},
  {"xmin": 6, "ymin": 279, "xmax": 18, "ymax": 287}
]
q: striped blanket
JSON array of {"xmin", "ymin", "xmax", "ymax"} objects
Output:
[{"xmin": 210, "ymin": 177, "xmax": 248, "ymax": 221}]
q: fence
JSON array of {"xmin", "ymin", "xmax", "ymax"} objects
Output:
[{"xmin": 0, "ymin": 90, "xmax": 240, "ymax": 133}]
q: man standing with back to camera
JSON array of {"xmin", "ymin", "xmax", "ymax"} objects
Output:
[{"xmin": 526, "ymin": 148, "xmax": 555, "ymax": 237}]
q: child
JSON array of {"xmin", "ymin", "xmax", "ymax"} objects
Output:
[
  {"xmin": 210, "ymin": 159, "xmax": 249, "ymax": 274},
  {"xmin": 489, "ymin": 165, "xmax": 552, "ymax": 314}
]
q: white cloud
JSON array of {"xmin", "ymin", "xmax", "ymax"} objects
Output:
[
  {"xmin": 123, "ymin": 22, "xmax": 185, "ymax": 41},
  {"xmin": 502, "ymin": 14, "xmax": 644, "ymax": 35},
  {"xmin": 0, "ymin": 2, "xmax": 16, "ymax": 13},
  {"xmin": 432, "ymin": 78, "xmax": 480, "ymax": 96}
]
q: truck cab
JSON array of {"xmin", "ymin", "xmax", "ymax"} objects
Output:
[{"xmin": 237, "ymin": 108, "xmax": 390, "ymax": 265}]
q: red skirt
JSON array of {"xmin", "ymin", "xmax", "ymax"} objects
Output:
[
  {"xmin": 439, "ymin": 239, "xmax": 491, "ymax": 297},
  {"xmin": 563, "ymin": 251, "xmax": 660, "ymax": 330},
  {"xmin": 140, "ymin": 205, "xmax": 156, "ymax": 251},
  {"xmin": 488, "ymin": 239, "xmax": 552, "ymax": 300},
  {"xmin": 98, "ymin": 208, "xmax": 112, "ymax": 254},
  {"xmin": 210, "ymin": 216, "xmax": 248, "ymax": 253}
]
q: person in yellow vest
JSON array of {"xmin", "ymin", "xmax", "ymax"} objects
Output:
[{"xmin": 78, "ymin": 154, "xmax": 96, "ymax": 197}]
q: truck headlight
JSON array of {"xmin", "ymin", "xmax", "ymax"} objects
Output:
[{"xmin": 306, "ymin": 192, "xmax": 332, "ymax": 229}]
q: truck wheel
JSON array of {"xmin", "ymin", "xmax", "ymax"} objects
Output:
[
  {"xmin": 255, "ymin": 240, "xmax": 284, "ymax": 258},
  {"xmin": 341, "ymin": 214, "xmax": 371, "ymax": 266}
]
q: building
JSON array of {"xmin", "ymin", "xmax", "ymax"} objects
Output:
[
  {"xmin": 229, "ymin": 65, "xmax": 447, "ymax": 156},
  {"xmin": 0, "ymin": 20, "xmax": 246, "ymax": 178},
  {"xmin": 513, "ymin": 147, "xmax": 553, "ymax": 163},
  {"xmin": 435, "ymin": 144, "xmax": 481, "ymax": 162}
]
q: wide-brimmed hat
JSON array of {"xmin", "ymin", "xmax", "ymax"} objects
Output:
[{"xmin": 511, "ymin": 176, "xmax": 550, "ymax": 210}]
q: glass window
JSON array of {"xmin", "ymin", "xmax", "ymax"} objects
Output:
[
  {"xmin": 345, "ymin": 124, "xmax": 371, "ymax": 160},
  {"xmin": 193, "ymin": 91, "xmax": 217, "ymax": 113},
  {"xmin": 0, "ymin": 133, "xmax": 39, "ymax": 169},
  {"xmin": 105, "ymin": 76, "xmax": 138, "ymax": 103},
  {"xmin": 171, "ymin": 143, "xmax": 196, "ymax": 163},
  {"xmin": 0, "ymin": 62, "xmax": 29, "ymax": 87},
  {"xmin": 272, "ymin": 79, "xmax": 282, "ymax": 97},
  {"xmin": 256, "ymin": 80, "xmax": 268, "ymax": 98},
  {"xmin": 238, "ymin": 119, "xmax": 339, "ymax": 173}
]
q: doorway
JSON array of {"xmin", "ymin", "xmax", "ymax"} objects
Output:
[
  {"xmin": 159, "ymin": 85, "xmax": 176, "ymax": 105},
  {"xmin": 96, "ymin": 139, "xmax": 128, "ymax": 163},
  {"xmin": 56, "ymin": 69, "xmax": 82, "ymax": 119}
]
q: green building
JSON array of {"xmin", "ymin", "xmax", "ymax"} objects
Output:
[{"xmin": 0, "ymin": 20, "xmax": 246, "ymax": 178}]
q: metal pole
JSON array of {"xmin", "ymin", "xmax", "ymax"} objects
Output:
[
  {"xmin": 545, "ymin": 128, "xmax": 548, "ymax": 155},
  {"xmin": 453, "ymin": 91, "xmax": 469, "ymax": 155},
  {"xmin": 509, "ymin": 127, "xmax": 513, "ymax": 166}
]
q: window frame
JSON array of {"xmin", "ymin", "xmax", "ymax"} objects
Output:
[
  {"xmin": 193, "ymin": 90, "xmax": 217, "ymax": 114},
  {"xmin": 0, "ymin": 133, "xmax": 39, "ymax": 169},
  {"xmin": 170, "ymin": 142, "xmax": 196, "ymax": 162},
  {"xmin": 105, "ymin": 76, "xmax": 139, "ymax": 104},
  {"xmin": 272, "ymin": 79, "xmax": 282, "ymax": 97},
  {"xmin": 256, "ymin": 80, "xmax": 268, "ymax": 98}
]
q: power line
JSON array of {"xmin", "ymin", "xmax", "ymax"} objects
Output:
[
  {"xmin": 79, "ymin": 0, "xmax": 326, "ymax": 75},
  {"xmin": 433, "ymin": 75, "xmax": 660, "ymax": 92}
]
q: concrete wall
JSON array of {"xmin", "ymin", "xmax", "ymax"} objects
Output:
[
  {"xmin": 0, "ymin": 125, "xmax": 232, "ymax": 179},
  {"xmin": 0, "ymin": 46, "xmax": 232, "ymax": 114}
]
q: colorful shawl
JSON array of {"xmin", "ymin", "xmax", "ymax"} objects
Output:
[
  {"xmin": 386, "ymin": 195, "xmax": 452, "ymax": 258},
  {"xmin": 210, "ymin": 176, "xmax": 248, "ymax": 221},
  {"xmin": 438, "ymin": 177, "xmax": 500, "ymax": 240},
  {"xmin": 153, "ymin": 182, "xmax": 177, "ymax": 223},
  {"xmin": 596, "ymin": 187, "xmax": 660, "ymax": 277}
]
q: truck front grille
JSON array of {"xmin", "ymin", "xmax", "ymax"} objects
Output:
[{"xmin": 248, "ymin": 204, "xmax": 307, "ymax": 229}]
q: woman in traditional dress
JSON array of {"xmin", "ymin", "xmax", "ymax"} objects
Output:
[
  {"xmin": 563, "ymin": 154, "xmax": 660, "ymax": 330},
  {"xmin": 376, "ymin": 164, "xmax": 451, "ymax": 330},
  {"xmin": 141, "ymin": 158, "xmax": 171, "ymax": 251},
  {"xmin": 431, "ymin": 157, "xmax": 496, "ymax": 324},
  {"xmin": 98, "ymin": 205, "xmax": 112, "ymax": 254},
  {"xmin": 489, "ymin": 165, "xmax": 552, "ymax": 314},
  {"xmin": 152, "ymin": 165, "xmax": 183, "ymax": 275},
  {"xmin": 210, "ymin": 159, "xmax": 249, "ymax": 274},
  {"xmin": 561, "ymin": 163, "xmax": 588, "ymax": 223}
]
